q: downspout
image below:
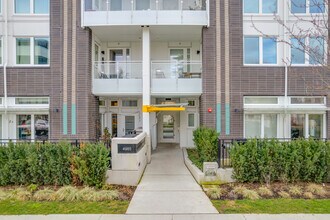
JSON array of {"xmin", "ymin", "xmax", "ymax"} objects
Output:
[
  {"xmin": 4, "ymin": 0, "xmax": 8, "ymax": 114},
  {"xmin": 283, "ymin": 0, "xmax": 289, "ymax": 138}
]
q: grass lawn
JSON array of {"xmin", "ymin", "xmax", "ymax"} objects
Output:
[
  {"xmin": 0, "ymin": 200, "xmax": 129, "ymax": 215},
  {"xmin": 212, "ymin": 199, "xmax": 330, "ymax": 214}
]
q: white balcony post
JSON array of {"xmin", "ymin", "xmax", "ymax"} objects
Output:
[{"xmin": 142, "ymin": 26, "xmax": 151, "ymax": 163}]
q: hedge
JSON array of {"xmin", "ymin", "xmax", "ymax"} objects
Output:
[
  {"xmin": 192, "ymin": 127, "xmax": 218, "ymax": 165},
  {"xmin": 0, "ymin": 142, "xmax": 110, "ymax": 188},
  {"xmin": 230, "ymin": 139, "xmax": 330, "ymax": 184}
]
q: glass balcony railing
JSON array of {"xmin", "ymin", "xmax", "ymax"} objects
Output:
[
  {"xmin": 85, "ymin": 0, "xmax": 206, "ymax": 12},
  {"xmin": 151, "ymin": 61, "xmax": 202, "ymax": 94},
  {"xmin": 94, "ymin": 61, "xmax": 142, "ymax": 79}
]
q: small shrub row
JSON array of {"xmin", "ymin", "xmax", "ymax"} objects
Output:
[
  {"xmin": 203, "ymin": 183, "xmax": 328, "ymax": 200},
  {"xmin": 0, "ymin": 142, "xmax": 110, "ymax": 187},
  {"xmin": 0, "ymin": 186, "xmax": 118, "ymax": 202},
  {"xmin": 192, "ymin": 127, "xmax": 218, "ymax": 165},
  {"xmin": 230, "ymin": 139, "xmax": 330, "ymax": 184}
]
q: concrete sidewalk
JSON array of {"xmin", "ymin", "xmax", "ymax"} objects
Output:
[
  {"xmin": 126, "ymin": 144, "xmax": 218, "ymax": 214},
  {"xmin": 0, "ymin": 214, "xmax": 329, "ymax": 220}
]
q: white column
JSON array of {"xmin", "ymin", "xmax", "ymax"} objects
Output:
[{"xmin": 142, "ymin": 26, "xmax": 151, "ymax": 163}]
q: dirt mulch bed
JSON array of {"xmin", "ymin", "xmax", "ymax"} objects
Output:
[{"xmin": 203, "ymin": 182, "xmax": 330, "ymax": 200}]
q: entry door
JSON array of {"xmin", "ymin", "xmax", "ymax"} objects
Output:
[
  {"xmin": 117, "ymin": 115, "xmax": 135, "ymax": 137},
  {"xmin": 159, "ymin": 112, "xmax": 179, "ymax": 143}
]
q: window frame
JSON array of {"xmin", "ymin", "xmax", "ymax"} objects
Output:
[
  {"xmin": 290, "ymin": 0, "xmax": 326, "ymax": 14},
  {"xmin": 244, "ymin": 113, "xmax": 279, "ymax": 138},
  {"xmin": 188, "ymin": 113, "xmax": 196, "ymax": 128},
  {"xmin": 15, "ymin": 37, "xmax": 50, "ymax": 67},
  {"xmin": 14, "ymin": 0, "xmax": 50, "ymax": 15},
  {"xmin": 290, "ymin": 113, "xmax": 326, "ymax": 139},
  {"xmin": 243, "ymin": 36, "xmax": 278, "ymax": 66},
  {"xmin": 290, "ymin": 36, "xmax": 326, "ymax": 66},
  {"xmin": 16, "ymin": 113, "xmax": 50, "ymax": 140},
  {"xmin": 243, "ymin": 0, "xmax": 279, "ymax": 15}
]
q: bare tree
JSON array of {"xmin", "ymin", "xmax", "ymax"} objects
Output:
[{"xmin": 251, "ymin": 0, "xmax": 330, "ymax": 94}]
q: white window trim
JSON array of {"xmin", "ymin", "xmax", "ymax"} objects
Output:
[
  {"xmin": 244, "ymin": 36, "xmax": 279, "ymax": 66},
  {"xmin": 14, "ymin": 0, "xmax": 49, "ymax": 15},
  {"xmin": 290, "ymin": 36, "xmax": 327, "ymax": 66},
  {"xmin": 14, "ymin": 37, "xmax": 50, "ymax": 67},
  {"xmin": 289, "ymin": 113, "xmax": 326, "ymax": 139},
  {"xmin": 244, "ymin": 113, "xmax": 279, "ymax": 138},
  {"xmin": 16, "ymin": 113, "xmax": 50, "ymax": 141},
  {"xmin": 243, "ymin": 0, "xmax": 279, "ymax": 15},
  {"xmin": 290, "ymin": 0, "xmax": 327, "ymax": 15}
]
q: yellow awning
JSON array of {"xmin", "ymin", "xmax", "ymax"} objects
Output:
[{"xmin": 142, "ymin": 105, "xmax": 186, "ymax": 112}]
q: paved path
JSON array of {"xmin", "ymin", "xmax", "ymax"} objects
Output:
[
  {"xmin": 1, "ymin": 214, "xmax": 329, "ymax": 220},
  {"xmin": 126, "ymin": 144, "xmax": 218, "ymax": 214}
]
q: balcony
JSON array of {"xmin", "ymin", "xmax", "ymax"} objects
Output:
[
  {"xmin": 93, "ymin": 61, "xmax": 143, "ymax": 95},
  {"xmin": 82, "ymin": 0, "xmax": 209, "ymax": 26},
  {"xmin": 151, "ymin": 61, "xmax": 202, "ymax": 95}
]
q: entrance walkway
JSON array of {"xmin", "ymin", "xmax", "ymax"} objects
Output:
[{"xmin": 126, "ymin": 144, "xmax": 218, "ymax": 214}]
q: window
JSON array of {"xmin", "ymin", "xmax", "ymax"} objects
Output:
[
  {"xmin": 245, "ymin": 114, "xmax": 277, "ymax": 138},
  {"xmin": 309, "ymin": 37, "xmax": 324, "ymax": 65},
  {"xmin": 291, "ymin": 114, "xmax": 305, "ymax": 138},
  {"xmin": 111, "ymin": 101, "xmax": 118, "ymax": 107},
  {"xmin": 243, "ymin": 0, "xmax": 277, "ymax": 14},
  {"xmin": 15, "ymin": 0, "xmax": 49, "ymax": 14},
  {"xmin": 309, "ymin": 114, "xmax": 323, "ymax": 139},
  {"xmin": 15, "ymin": 97, "xmax": 49, "ymax": 104},
  {"xmin": 17, "ymin": 115, "xmax": 32, "ymax": 140},
  {"xmin": 244, "ymin": 36, "xmax": 277, "ymax": 64},
  {"xmin": 99, "ymin": 100, "xmax": 106, "ymax": 107},
  {"xmin": 136, "ymin": 0, "xmax": 150, "ymax": 10},
  {"xmin": 291, "ymin": 114, "xmax": 324, "ymax": 138},
  {"xmin": 291, "ymin": 97, "xmax": 325, "ymax": 104},
  {"xmin": 0, "ymin": 38, "xmax": 2, "ymax": 65},
  {"xmin": 244, "ymin": 97, "xmax": 278, "ymax": 104},
  {"xmin": 122, "ymin": 100, "xmax": 138, "ymax": 107},
  {"xmin": 0, "ymin": 0, "xmax": 1, "ymax": 14},
  {"xmin": 291, "ymin": 0, "xmax": 325, "ymax": 13},
  {"xmin": 17, "ymin": 114, "xmax": 49, "ymax": 140},
  {"xmin": 291, "ymin": 0, "xmax": 306, "ymax": 13},
  {"xmin": 291, "ymin": 38, "xmax": 306, "ymax": 64},
  {"xmin": 16, "ymin": 37, "xmax": 49, "ymax": 65},
  {"xmin": 34, "ymin": 115, "xmax": 49, "ymax": 140},
  {"xmin": 188, "ymin": 100, "xmax": 196, "ymax": 107},
  {"xmin": 188, "ymin": 114, "xmax": 195, "ymax": 127}
]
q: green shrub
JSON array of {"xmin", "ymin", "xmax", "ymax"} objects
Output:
[
  {"xmin": 72, "ymin": 143, "xmax": 110, "ymax": 188},
  {"xmin": 230, "ymin": 138, "xmax": 329, "ymax": 183},
  {"xmin": 0, "ymin": 141, "xmax": 109, "ymax": 187},
  {"xmin": 193, "ymin": 127, "xmax": 218, "ymax": 164}
]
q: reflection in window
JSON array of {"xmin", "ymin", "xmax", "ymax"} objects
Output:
[
  {"xmin": 291, "ymin": 114, "xmax": 305, "ymax": 138},
  {"xmin": 136, "ymin": 0, "xmax": 150, "ymax": 10},
  {"xmin": 309, "ymin": 114, "xmax": 322, "ymax": 139},
  {"xmin": 291, "ymin": 0, "xmax": 306, "ymax": 13},
  {"xmin": 188, "ymin": 114, "xmax": 195, "ymax": 127},
  {"xmin": 245, "ymin": 114, "xmax": 261, "ymax": 138},
  {"xmin": 34, "ymin": 0, "xmax": 49, "ymax": 14},
  {"xmin": 15, "ymin": 0, "xmax": 30, "ymax": 14},
  {"xmin": 263, "ymin": 38, "xmax": 277, "ymax": 64},
  {"xmin": 262, "ymin": 0, "xmax": 277, "ymax": 13},
  {"xmin": 244, "ymin": 0, "xmax": 259, "ymax": 13},
  {"xmin": 291, "ymin": 38, "xmax": 306, "ymax": 64},
  {"xmin": 34, "ymin": 38, "xmax": 49, "ymax": 65},
  {"xmin": 16, "ymin": 38, "xmax": 31, "ymax": 65},
  {"xmin": 17, "ymin": 115, "xmax": 32, "ymax": 140},
  {"xmin": 309, "ymin": 37, "xmax": 324, "ymax": 65},
  {"xmin": 244, "ymin": 37, "xmax": 259, "ymax": 64},
  {"xmin": 310, "ymin": 0, "xmax": 325, "ymax": 13},
  {"xmin": 264, "ymin": 114, "xmax": 277, "ymax": 138},
  {"xmin": 35, "ymin": 115, "xmax": 49, "ymax": 140}
]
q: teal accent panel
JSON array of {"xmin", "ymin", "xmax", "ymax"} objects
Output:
[
  {"xmin": 216, "ymin": 103, "xmax": 221, "ymax": 133},
  {"xmin": 225, "ymin": 104, "xmax": 230, "ymax": 135},
  {"xmin": 63, "ymin": 104, "xmax": 68, "ymax": 135},
  {"xmin": 71, "ymin": 104, "xmax": 76, "ymax": 135}
]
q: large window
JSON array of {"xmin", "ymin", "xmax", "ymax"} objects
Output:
[
  {"xmin": 244, "ymin": 0, "xmax": 277, "ymax": 14},
  {"xmin": 16, "ymin": 37, "xmax": 49, "ymax": 65},
  {"xmin": 291, "ymin": 0, "xmax": 325, "ymax": 13},
  {"xmin": 291, "ymin": 37, "xmax": 325, "ymax": 65},
  {"xmin": 245, "ymin": 114, "xmax": 277, "ymax": 138},
  {"xmin": 17, "ymin": 114, "xmax": 49, "ymax": 140},
  {"xmin": 244, "ymin": 36, "xmax": 277, "ymax": 64},
  {"xmin": 0, "ymin": 115, "xmax": 2, "ymax": 140},
  {"xmin": 15, "ymin": 0, "xmax": 49, "ymax": 14},
  {"xmin": 291, "ymin": 114, "xmax": 324, "ymax": 139}
]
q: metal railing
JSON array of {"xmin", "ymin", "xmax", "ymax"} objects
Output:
[
  {"xmin": 151, "ymin": 60, "xmax": 202, "ymax": 79},
  {"xmin": 217, "ymin": 138, "xmax": 329, "ymax": 168},
  {"xmin": 84, "ymin": 0, "xmax": 206, "ymax": 12},
  {"xmin": 94, "ymin": 61, "xmax": 142, "ymax": 79}
]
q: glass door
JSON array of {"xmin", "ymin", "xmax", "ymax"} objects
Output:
[
  {"xmin": 170, "ymin": 49, "xmax": 184, "ymax": 78},
  {"xmin": 162, "ymin": 115, "xmax": 175, "ymax": 140},
  {"xmin": 109, "ymin": 49, "xmax": 130, "ymax": 78},
  {"xmin": 125, "ymin": 116, "xmax": 135, "ymax": 135}
]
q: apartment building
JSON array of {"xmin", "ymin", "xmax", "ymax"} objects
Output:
[{"xmin": 0, "ymin": 0, "xmax": 329, "ymax": 149}]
